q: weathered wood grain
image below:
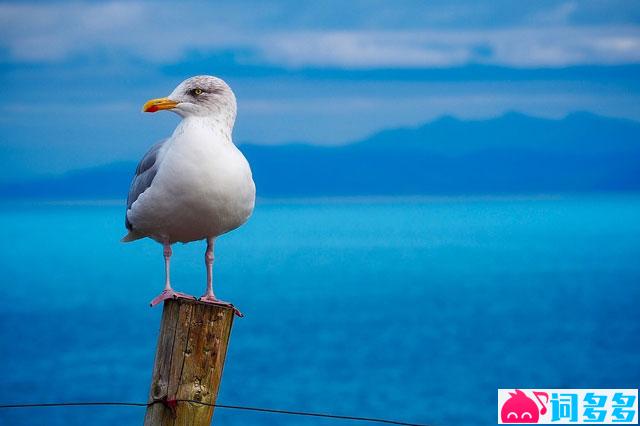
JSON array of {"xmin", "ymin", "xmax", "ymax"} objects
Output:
[{"xmin": 143, "ymin": 299, "xmax": 235, "ymax": 426}]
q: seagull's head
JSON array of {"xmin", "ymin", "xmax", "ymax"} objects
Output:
[{"xmin": 142, "ymin": 75, "xmax": 236, "ymax": 121}]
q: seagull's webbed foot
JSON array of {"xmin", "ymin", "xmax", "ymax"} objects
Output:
[
  {"xmin": 150, "ymin": 289, "xmax": 196, "ymax": 307},
  {"xmin": 199, "ymin": 294, "xmax": 244, "ymax": 317}
]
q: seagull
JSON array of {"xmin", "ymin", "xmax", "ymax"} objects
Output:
[{"xmin": 122, "ymin": 76, "xmax": 255, "ymax": 313}]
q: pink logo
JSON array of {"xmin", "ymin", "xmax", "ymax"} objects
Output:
[{"xmin": 501, "ymin": 389, "xmax": 549, "ymax": 423}]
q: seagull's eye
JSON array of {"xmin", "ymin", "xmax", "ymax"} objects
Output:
[{"xmin": 192, "ymin": 88, "xmax": 203, "ymax": 96}]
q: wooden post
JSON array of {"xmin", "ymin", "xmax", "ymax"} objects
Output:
[{"xmin": 144, "ymin": 298, "xmax": 235, "ymax": 426}]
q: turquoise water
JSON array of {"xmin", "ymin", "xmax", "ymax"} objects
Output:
[{"xmin": 0, "ymin": 196, "xmax": 639, "ymax": 425}]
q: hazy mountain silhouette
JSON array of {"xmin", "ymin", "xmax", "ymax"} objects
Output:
[{"xmin": 2, "ymin": 112, "xmax": 639, "ymax": 199}]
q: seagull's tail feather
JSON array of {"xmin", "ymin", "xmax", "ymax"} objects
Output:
[{"xmin": 121, "ymin": 231, "xmax": 144, "ymax": 243}]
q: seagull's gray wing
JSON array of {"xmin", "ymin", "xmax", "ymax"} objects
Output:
[{"xmin": 125, "ymin": 140, "xmax": 166, "ymax": 230}]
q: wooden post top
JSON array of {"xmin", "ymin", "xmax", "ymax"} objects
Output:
[{"xmin": 144, "ymin": 298, "xmax": 235, "ymax": 426}]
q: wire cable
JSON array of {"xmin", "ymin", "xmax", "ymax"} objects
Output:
[{"xmin": 0, "ymin": 400, "xmax": 430, "ymax": 426}]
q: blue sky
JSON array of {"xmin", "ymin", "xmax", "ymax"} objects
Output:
[{"xmin": 1, "ymin": 0, "xmax": 640, "ymax": 180}]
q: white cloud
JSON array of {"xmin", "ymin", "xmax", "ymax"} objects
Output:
[
  {"xmin": 0, "ymin": 2, "xmax": 149, "ymax": 61},
  {"xmin": 260, "ymin": 27, "xmax": 640, "ymax": 68},
  {"xmin": 0, "ymin": 1, "xmax": 639, "ymax": 68},
  {"xmin": 0, "ymin": 2, "xmax": 250, "ymax": 62},
  {"xmin": 531, "ymin": 1, "xmax": 578, "ymax": 25}
]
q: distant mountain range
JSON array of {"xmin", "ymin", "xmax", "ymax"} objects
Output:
[{"xmin": 2, "ymin": 112, "xmax": 640, "ymax": 199}]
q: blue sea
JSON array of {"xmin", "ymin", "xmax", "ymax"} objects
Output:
[{"xmin": 0, "ymin": 195, "xmax": 639, "ymax": 426}]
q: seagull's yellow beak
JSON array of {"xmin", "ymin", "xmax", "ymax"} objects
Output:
[{"xmin": 142, "ymin": 97, "xmax": 178, "ymax": 113}]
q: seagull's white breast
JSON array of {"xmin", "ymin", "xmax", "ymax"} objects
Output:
[{"xmin": 129, "ymin": 116, "xmax": 255, "ymax": 243}]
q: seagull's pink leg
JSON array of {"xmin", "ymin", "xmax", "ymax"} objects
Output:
[
  {"xmin": 150, "ymin": 243, "xmax": 195, "ymax": 307},
  {"xmin": 199, "ymin": 238, "xmax": 243, "ymax": 317},
  {"xmin": 201, "ymin": 238, "xmax": 216, "ymax": 300}
]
